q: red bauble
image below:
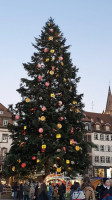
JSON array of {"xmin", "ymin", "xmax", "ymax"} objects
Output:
[
  {"xmin": 62, "ymin": 147, "xmax": 66, "ymax": 152},
  {"xmin": 41, "ymin": 149, "xmax": 45, "ymax": 152},
  {"xmin": 59, "ymin": 117, "xmax": 64, "ymax": 121},
  {"xmin": 71, "ymin": 127, "xmax": 74, "ymax": 134},
  {"xmin": 44, "ymin": 48, "xmax": 49, "ymax": 53},
  {"xmin": 21, "ymin": 163, "xmax": 26, "ymax": 168},
  {"xmin": 52, "ymin": 66, "xmax": 55, "ymax": 71},
  {"xmin": 38, "ymin": 128, "xmax": 43, "ymax": 133},
  {"xmin": 58, "ymin": 101, "xmax": 62, "ymax": 106},
  {"xmin": 38, "ymin": 75, "xmax": 42, "ymax": 81},
  {"xmin": 42, "ymin": 106, "xmax": 47, "ymax": 111},
  {"xmin": 59, "ymin": 56, "xmax": 63, "ymax": 61},
  {"xmin": 32, "ymin": 156, "xmax": 36, "ymax": 160},
  {"xmin": 15, "ymin": 115, "xmax": 20, "ymax": 120},
  {"xmin": 45, "ymin": 82, "xmax": 50, "ymax": 87},
  {"xmin": 49, "ymin": 28, "xmax": 53, "ymax": 33},
  {"xmin": 37, "ymin": 64, "xmax": 42, "ymax": 69}
]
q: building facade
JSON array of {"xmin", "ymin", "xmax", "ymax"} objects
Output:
[
  {"xmin": 0, "ymin": 103, "xmax": 12, "ymax": 172},
  {"xmin": 84, "ymin": 86, "xmax": 112, "ymax": 178}
]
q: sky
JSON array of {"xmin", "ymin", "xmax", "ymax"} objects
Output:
[{"xmin": 0, "ymin": 0, "xmax": 112, "ymax": 113}]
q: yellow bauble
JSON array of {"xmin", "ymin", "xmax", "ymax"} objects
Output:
[
  {"xmin": 56, "ymin": 134, "xmax": 61, "ymax": 139},
  {"xmin": 75, "ymin": 145, "xmax": 80, "ymax": 151},
  {"xmin": 68, "ymin": 167, "xmax": 71, "ymax": 170},
  {"xmin": 24, "ymin": 126, "xmax": 27, "ymax": 130},
  {"xmin": 42, "ymin": 145, "xmax": 46, "ymax": 149},
  {"xmin": 57, "ymin": 167, "xmax": 61, "ymax": 172},
  {"xmin": 50, "ymin": 70, "xmax": 54, "ymax": 75},
  {"xmin": 75, "ymin": 109, "xmax": 79, "ymax": 113},
  {"xmin": 63, "ymin": 78, "xmax": 66, "ymax": 82},
  {"xmin": 50, "ymin": 49, "xmax": 55, "ymax": 53},
  {"xmin": 73, "ymin": 101, "xmax": 77, "ymax": 105},
  {"xmin": 25, "ymin": 98, "xmax": 30, "ymax": 103},
  {"xmin": 61, "ymin": 62, "xmax": 64, "ymax": 66},
  {"xmin": 66, "ymin": 160, "xmax": 70, "ymax": 164},
  {"xmin": 37, "ymin": 159, "xmax": 40, "ymax": 163},
  {"xmin": 17, "ymin": 159, "xmax": 21, "ymax": 163},
  {"xmin": 50, "ymin": 93, "xmax": 55, "ymax": 98},
  {"xmin": 12, "ymin": 166, "xmax": 15, "ymax": 172},
  {"xmin": 40, "ymin": 116, "xmax": 46, "ymax": 121},
  {"xmin": 49, "ymin": 36, "xmax": 53, "ymax": 41},
  {"xmin": 57, "ymin": 123, "xmax": 62, "ymax": 129},
  {"xmin": 46, "ymin": 58, "xmax": 49, "ymax": 62}
]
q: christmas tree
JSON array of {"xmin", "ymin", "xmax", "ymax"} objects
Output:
[{"xmin": 3, "ymin": 18, "xmax": 91, "ymax": 178}]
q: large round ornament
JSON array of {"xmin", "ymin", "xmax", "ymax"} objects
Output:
[
  {"xmin": 32, "ymin": 156, "xmax": 36, "ymax": 160},
  {"xmin": 59, "ymin": 56, "xmax": 63, "ymax": 61},
  {"xmin": 58, "ymin": 101, "xmax": 62, "ymax": 106},
  {"xmin": 21, "ymin": 163, "xmax": 26, "ymax": 168},
  {"xmin": 57, "ymin": 123, "xmax": 62, "ymax": 129},
  {"xmin": 50, "ymin": 70, "xmax": 54, "ymax": 75},
  {"xmin": 45, "ymin": 82, "xmax": 50, "ymax": 87},
  {"xmin": 15, "ymin": 115, "xmax": 20, "ymax": 120},
  {"xmin": 51, "ymin": 93, "xmax": 55, "ymax": 98},
  {"xmin": 40, "ymin": 116, "xmax": 46, "ymax": 121},
  {"xmin": 38, "ymin": 128, "xmax": 44, "ymax": 133},
  {"xmin": 26, "ymin": 98, "xmax": 30, "ymax": 103},
  {"xmin": 44, "ymin": 48, "xmax": 49, "ymax": 53}
]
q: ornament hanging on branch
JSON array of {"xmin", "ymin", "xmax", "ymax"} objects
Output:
[
  {"xmin": 38, "ymin": 128, "xmax": 44, "ymax": 133},
  {"xmin": 42, "ymin": 106, "xmax": 47, "ymax": 111},
  {"xmin": 21, "ymin": 163, "xmax": 26, "ymax": 168},
  {"xmin": 49, "ymin": 28, "xmax": 53, "ymax": 33},
  {"xmin": 45, "ymin": 82, "xmax": 50, "ymax": 87},
  {"xmin": 44, "ymin": 48, "xmax": 49, "ymax": 53},
  {"xmin": 37, "ymin": 63, "xmax": 42, "ymax": 69},
  {"xmin": 15, "ymin": 115, "xmax": 20, "ymax": 120},
  {"xmin": 40, "ymin": 116, "xmax": 46, "ymax": 121}
]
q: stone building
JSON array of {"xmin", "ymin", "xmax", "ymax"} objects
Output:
[{"xmin": 0, "ymin": 103, "xmax": 12, "ymax": 172}]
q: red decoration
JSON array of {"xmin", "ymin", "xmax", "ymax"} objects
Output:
[
  {"xmin": 39, "ymin": 134, "xmax": 43, "ymax": 138},
  {"xmin": 22, "ymin": 130, "xmax": 26, "ymax": 135},
  {"xmin": 41, "ymin": 149, "xmax": 45, "ymax": 152},
  {"xmin": 38, "ymin": 75, "xmax": 42, "ymax": 82},
  {"xmin": 44, "ymin": 48, "xmax": 49, "ymax": 53},
  {"xmin": 37, "ymin": 64, "xmax": 42, "ymax": 69},
  {"xmin": 49, "ymin": 28, "xmax": 53, "ymax": 33},
  {"xmin": 58, "ymin": 101, "xmax": 62, "ymax": 106},
  {"xmin": 32, "ymin": 156, "xmax": 36, "ymax": 160},
  {"xmin": 21, "ymin": 163, "xmax": 26, "ymax": 168},
  {"xmin": 52, "ymin": 66, "xmax": 55, "ymax": 71},
  {"xmin": 15, "ymin": 115, "xmax": 20, "ymax": 120},
  {"xmin": 62, "ymin": 147, "xmax": 66, "ymax": 152},
  {"xmin": 42, "ymin": 106, "xmax": 47, "ymax": 111},
  {"xmin": 30, "ymin": 108, "xmax": 36, "ymax": 111},
  {"xmin": 59, "ymin": 56, "xmax": 63, "ymax": 61},
  {"xmin": 38, "ymin": 128, "xmax": 43, "ymax": 133},
  {"xmin": 45, "ymin": 82, "xmax": 50, "ymax": 87},
  {"xmin": 71, "ymin": 127, "xmax": 74, "ymax": 134},
  {"xmin": 56, "ymin": 93, "xmax": 62, "ymax": 96},
  {"xmin": 59, "ymin": 117, "xmax": 64, "ymax": 121}
]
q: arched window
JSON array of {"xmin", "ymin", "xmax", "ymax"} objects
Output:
[{"xmin": 1, "ymin": 148, "xmax": 7, "ymax": 157}]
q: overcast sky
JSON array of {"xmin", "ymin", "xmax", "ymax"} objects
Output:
[{"xmin": 0, "ymin": 0, "xmax": 112, "ymax": 113}]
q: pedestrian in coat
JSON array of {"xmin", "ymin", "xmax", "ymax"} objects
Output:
[
  {"xmin": 81, "ymin": 177, "xmax": 95, "ymax": 200},
  {"xmin": 38, "ymin": 182, "xmax": 49, "ymax": 200},
  {"xmin": 53, "ymin": 183, "xmax": 58, "ymax": 200},
  {"xmin": 24, "ymin": 181, "xmax": 30, "ymax": 200},
  {"xmin": 99, "ymin": 178, "xmax": 112, "ymax": 200},
  {"xmin": 48, "ymin": 182, "xmax": 53, "ymax": 200}
]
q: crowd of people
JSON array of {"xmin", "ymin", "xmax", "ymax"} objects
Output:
[{"xmin": 1, "ymin": 176, "xmax": 112, "ymax": 200}]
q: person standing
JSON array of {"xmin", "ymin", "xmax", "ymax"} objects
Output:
[
  {"xmin": 38, "ymin": 181, "xmax": 49, "ymax": 200},
  {"xmin": 34, "ymin": 182, "xmax": 39, "ymax": 200},
  {"xmin": 48, "ymin": 183, "xmax": 53, "ymax": 200},
  {"xmin": 12, "ymin": 181, "xmax": 18, "ymax": 200},
  {"xmin": 81, "ymin": 177, "xmax": 95, "ymax": 200},
  {"xmin": 99, "ymin": 178, "xmax": 112, "ymax": 200},
  {"xmin": 0, "ymin": 181, "xmax": 3, "ymax": 199},
  {"xmin": 58, "ymin": 181, "xmax": 65, "ymax": 200},
  {"xmin": 24, "ymin": 181, "xmax": 30, "ymax": 200},
  {"xmin": 52, "ymin": 183, "xmax": 58, "ymax": 200}
]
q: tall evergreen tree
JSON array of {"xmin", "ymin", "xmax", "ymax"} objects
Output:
[{"xmin": 3, "ymin": 18, "xmax": 91, "ymax": 178}]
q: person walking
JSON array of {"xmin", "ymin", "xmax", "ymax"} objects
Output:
[
  {"xmin": 81, "ymin": 177, "xmax": 95, "ymax": 200},
  {"xmin": 0, "ymin": 181, "xmax": 3, "ymax": 199},
  {"xmin": 70, "ymin": 182, "xmax": 85, "ymax": 200},
  {"xmin": 24, "ymin": 181, "xmax": 30, "ymax": 200},
  {"xmin": 48, "ymin": 182, "xmax": 53, "ymax": 200}
]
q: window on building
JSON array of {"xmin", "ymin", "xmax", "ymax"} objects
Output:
[
  {"xmin": 3, "ymin": 119, "xmax": 8, "ymax": 126},
  {"xmin": 96, "ymin": 124, "xmax": 100, "ymax": 130},
  {"xmin": 88, "ymin": 135, "xmax": 91, "ymax": 142},
  {"xmin": 100, "ymin": 134, "xmax": 104, "ymax": 140},
  {"xmin": 101, "ymin": 120, "xmax": 104, "ymax": 123},
  {"xmin": 105, "ymin": 126, "xmax": 110, "ymax": 132},
  {"xmin": 105, "ymin": 134, "xmax": 109, "ymax": 141},
  {"xmin": 85, "ymin": 124, "xmax": 89, "ymax": 131},
  {"xmin": 1, "ymin": 148, "xmax": 7, "ymax": 157},
  {"xmin": 100, "ymin": 156, "xmax": 105, "ymax": 163},
  {"xmin": 100, "ymin": 145, "xmax": 104, "ymax": 152},
  {"xmin": 94, "ymin": 133, "xmax": 98, "ymax": 140},
  {"xmin": 105, "ymin": 145, "xmax": 110, "ymax": 152},
  {"xmin": 106, "ymin": 157, "xmax": 110, "ymax": 163},
  {"xmin": 0, "ymin": 110, "xmax": 3, "ymax": 114},
  {"xmin": 95, "ymin": 156, "xmax": 99, "ymax": 162},
  {"xmin": 94, "ymin": 145, "xmax": 99, "ymax": 151},
  {"xmin": 91, "ymin": 118, "xmax": 94, "ymax": 123},
  {"xmin": 2, "ymin": 134, "xmax": 8, "ymax": 143}
]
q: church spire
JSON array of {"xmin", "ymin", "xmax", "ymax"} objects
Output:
[{"xmin": 105, "ymin": 85, "xmax": 112, "ymax": 114}]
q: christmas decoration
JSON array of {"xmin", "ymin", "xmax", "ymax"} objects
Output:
[
  {"xmin": 42, "ymin": 145, "xmax": 46, "ymax": 149},
  {"xmin": 26, "ymin": 98, "xmax": 30, "ymax": 103},
  {"xmin": 24, "ymin": 126, "xmax": 27, "ymax": 130},
  {"xmin": 37, "ymin": 63, "xmax": 42, "ymax": 69},
  {"xmin": 15, "ymin": 115, "xmax": 20, "ymax": 120},
  {"xmin": 75, "ymin": 145, "xmax": 80, "ymax": 151},
  {"xmin": 48, "ymin": 36, "xmax": 53, "ymax": 41},
  {"xmin": 50, "ymin": 49, "xmax": 54, "ymax": 53},
  {"xmin": 52, "ymin": 66, "xmax": 55, "ymax": 71},
  {"xmin": 73, "ymin": 101, "xmax": 77, "ymax": 105},
  {"xmin": 51, "ymin": 93, "xmax": 55, "ymax": 98},
  {"xmin": 50, "ymin": 70, "xmax": 54, "ymax": 75},
  {"xmin": 49, "ymin": 28, "xmax": 53, "ymax": 33},
  {"xmin": 32, "ymin": 156, "xmax": 36, "ymax": 160},
  {"xmin": 66, "ymin": 160, "xmax": 70, "ymax": 164},
  {"xmin": 37, "ymin": 159, "xmax": 40, "ymax": 163},
  {"xmin": 42, "ymin": 106, "xmax": 47, "ymax": 111},
  {"xmin": 45, "ymin": 58, "xmax": 49, "ymax": 62},
  {"xmin": 57, "ymin": 167, "xmax": 61, "ymax": 172},
  {"xmin": 38, "ymin": 75, "xmax": 42, "ymax": 81},
  {"xmin": 56, "ymin": 134, "xmax": 61, "ymax": 139},
  {"xmin": 58, "ymin": 101, "xmax": 62, "ymax": 106},
  {"xmin": 44, "ymin": 48, "xmax": 49, "ymax": 53},
  {"xmin": 59, "ymin": 56, "xmax": 63, "ymax": 61},
  {"xmin": 59, "ymin": 117, "xmax": 64, "ymax": 121},
  {"xmin": 57, "ymin": 123, "xmax": 62, "ymax": 129},
  {"xmin": 45, "ymin": 82, "xmax": 50, "ymax": 87},
  {"xmin": 12, "ymin": 166, "xmax": 15, "ymax": 171},
  {"xmin": 40, "ymin": 116, "xmax": 46, "ymax": 121},
  {"xmin": 38, "ymin": 128, "xmax": 44, "ymax": 133},
  {"xmin": 21, "ymin": 163, "xmax": 26, "ymax": 168}
]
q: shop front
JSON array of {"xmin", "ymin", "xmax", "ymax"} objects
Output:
[{"xmin": 93, "ymin": 166, "xmax": 112, "ymax": 178}]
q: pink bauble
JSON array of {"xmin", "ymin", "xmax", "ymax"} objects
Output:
[
  {"xmin": 37, "ymin": 64, "xmax": 41, "ymax": 69},
  {"xmin": 71, "ymin": 127, "xmax": 74, "ymax": 134},
  {"xmin": 42, "ymin": 106, "xmax": 47, "ymax": 111},
  {"xmin": 40, "ymin": 58, "xmax": 43, "ymax": 62},
  {"xmin": 62, "ymin": 147, "xmax": 66, "ymax": 152},
  {"xmin": 56, "ymin": 93, "xmax": 62, "ymax": 96},
  {"xmin": 59, "ymin": 56, "xmax": 63, "ymax": 61},
  {"xmin": 44, "ymin": 48, "xmax": 49, "ymax": 53},
  {"xmin": 58, "ymin": 101, "xmax": 62, "ymax": 106},
  {"xmin": 59, "ymin": 117, "xmax": 64, "ymax": 121},
  {"xmin": 38, "ymin": 128, "xmax": 44, "ymax": 133},
  {"xmin": 15, "ymin": 115, "xmax": 20, "ymax": 120},
  {"xmin": 32, "ymin": 156, "xmax": 36, "ymax": 160},
  {"xmin": 52, "ymin": 66, "xmax": 55, "ymax": 71},
  {"xmin": 38, "ymin": 75, "xmax": 42, "ymax": 81},
  {"xmin": 45, "ymin": 82, "xmax": 50, "ymax": 87},
  {"xmin": 49, "ymin": 28, "xmax": 53, "ymax": 33}
]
